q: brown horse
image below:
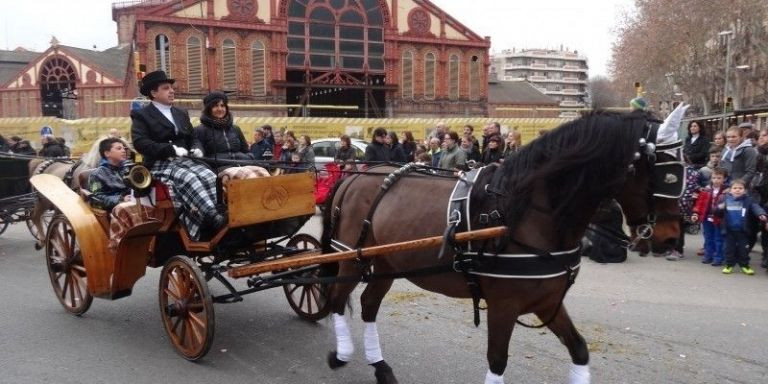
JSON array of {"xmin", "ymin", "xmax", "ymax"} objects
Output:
[{"xmin": 320, "ymin": 111, "xmax": 682, "ymax": 384}]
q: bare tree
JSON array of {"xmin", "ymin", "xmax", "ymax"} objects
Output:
[
  {"xmin": 610, "ymin": 0, "xmax": 768, "ymax": 116},
  {"xmin": 587, "ymin": 76, "xmax": 624, "ymax": 109}
]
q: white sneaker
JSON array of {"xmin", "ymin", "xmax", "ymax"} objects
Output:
[{"xmin": 665, "ymin": 250, "xmax": 684, "ymax": 261}]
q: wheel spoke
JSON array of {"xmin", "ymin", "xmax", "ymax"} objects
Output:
[
  {"xmin": 299, "ymin": 286, "xmax": 308, "ymax": 310},
  {"xmin": 304, "ymin": 287, "xmax": 313, "ymax": 313},
  {"xmin": 288, "ymin": 284, "xmax": 300, "ymax": 295},
  {"xmin": 68, "ymin": 273, "xmax": 77, "ymax": 307},
  {"xmin": 61, "ymin": 272, "xmax": 71, "ymax": 300},
  {"xmin": 163, "ymin": 287, "xmax": 181, "ymax": 301},
  {"xmin": 187, "ymin": 313, "xmax": 205, "ymax": 347}
]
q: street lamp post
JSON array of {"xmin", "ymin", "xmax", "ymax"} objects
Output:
[{"xmin": 720, "ymin": 30, "xmax": 733, "ymax": 132}]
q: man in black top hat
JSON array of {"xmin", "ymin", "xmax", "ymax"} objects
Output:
[{"xmin": 130, "ymin": 70, "xmax": 224, "ymax": 240}]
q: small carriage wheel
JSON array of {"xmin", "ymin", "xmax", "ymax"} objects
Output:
[
  {"xmin": 158, "ymin": 256, "xmax": 215, "ymax": 361},
  {"xmin": 26, "ymin": 208, "xmax": 54, "ymax": 241},
  {"xmin": 44, "ymin": 215, "xmax": 93, "ymax": 315},
  {"xmin": 0, "ymin": 214, "xmax": 9, "ymax": 236},
  {"xmin": 283, "ymin": 234, "xmax": 332, "ymax": 322}
]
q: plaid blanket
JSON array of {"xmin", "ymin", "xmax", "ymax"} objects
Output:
[
  {"xmin": 218, "ymin": 166, "xmax": 270, "ymax": 203},
  {"xmin": 150, "ymin": 157, "xmax": 219, "ymax": 240},
  {"xmin": 109, "ymin": 201, "xmax": 157, "ymax": 252}
]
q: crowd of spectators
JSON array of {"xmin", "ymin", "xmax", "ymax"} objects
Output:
[{"xmin": 671, "ymin": 120, "xmax": 768, "ymax": 276}]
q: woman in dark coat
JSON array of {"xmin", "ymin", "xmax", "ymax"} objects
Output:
[
  {"xmin": 481, "ymin": 135, "xmax": 503, "ymax": 165},
  {"xmin": 194, "ymin": 92, "xmax": 252, "ymax": 162},
  {"xmin": 400, "ymin": 131, "xmax": 417, "ymax": 162},
  {"xmin": 683, "ymin": 120, "xmax": 709, "ymax": 168},
  {"xmin": 386, "ymin": 131, "xmax": 407, "ymax": 163},
  {"xmin": 195, "ymin": 92, "xmax": 268, "ymax": 183},
  {"xmin": 38, "ymin": 134, "xmax": 67, "ymax": 158}
]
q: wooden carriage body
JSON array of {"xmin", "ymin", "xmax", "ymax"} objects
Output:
[{"xmin": 30, "ymin": 172, "xmax": 316, "ymax": 300}]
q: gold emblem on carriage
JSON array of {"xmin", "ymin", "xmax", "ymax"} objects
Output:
[
  {"xmin": 664, "ymin": 173, "xmax": 678, "ymax": 184},
  {"xmin": 262, "ymin": 185, "xmax": 289, "ymax": 210}
]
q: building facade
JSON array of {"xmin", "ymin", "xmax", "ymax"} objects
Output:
[
  {"xmin": 0, "ymin": 43, "xmax": 132, "ymax": 118},
  {"xmin": 492, "ymin": 48, "xmax": 588, "ymax": 116},
  {"xmin": 114, "ymin": 0, "xmax": 491, "ymax": 117}
]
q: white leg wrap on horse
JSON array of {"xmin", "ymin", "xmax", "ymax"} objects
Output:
[
  {"xmin": 333, "ymin": 314, "xmax": 354, "ymax": 362},
  {"xmin": 484, "ymin": 370, "xmax": 504, "ymax": 384},
  {"xmin": 568, "ymin": 364, "xmax": 591, "ymax": 384},
  {"xmin": 363, "ymin": 322, "xmax": 384, "ymax": 364}
]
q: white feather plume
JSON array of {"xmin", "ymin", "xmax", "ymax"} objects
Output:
[{"xmin": 656, "ymin": 103, "xmax": 689, "ymax": 144}]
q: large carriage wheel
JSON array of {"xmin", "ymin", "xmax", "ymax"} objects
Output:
[
  {"xmin": 45, "ymin": 215, "xmax": 93, "ymax": 315},
  {"xmin": 159, "ymin": 256, "xmax": 215, "ymax": 361},
  {"xmin": 283, "ymin": 234, "xmax": 332, "ymax": 322},
  {"xmin": 26, "ymin": 208, "xmax": 54, "ymax": 241}
]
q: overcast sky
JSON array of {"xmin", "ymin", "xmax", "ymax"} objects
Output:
[{"xmin": 0, "ymin": 0, "xmax": 635, "ymax": 77}]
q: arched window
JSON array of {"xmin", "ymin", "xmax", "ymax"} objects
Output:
[
  {"xmin": 251, "ymin": 41, "xmax": 266, "ymax": 96},
  {"xmin": 221, "ymin": 39, "xmax": 237, "ymax": 90},
  {"xmin": 449, "ymin": 54, "xmax": 460, "ymax": 100},
  {"xmin": 424, "ymin": 52, "xmax": 436, "ymax": 100},
  {"xmin": 154, "ymin": 34, "xmax": 171, "ymax": 73},
  {"xmin": 401, "ymin": 51, "xmax": 413, "ymax": 99},
  {"xmin": 187, "ymin": 36, "xmax": 203, "ymax": 91},
  {"xmin": 469, "ymin": 55, "xmax": 481, "ymax": 101},
  {"xmin": 286, "ymin": 0, "xmax": 385, "ymax": 72}
]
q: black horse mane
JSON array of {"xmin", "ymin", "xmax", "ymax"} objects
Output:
[{"xmin": 493, "ymin": 110, "xmax": 651, "ymax": 231}]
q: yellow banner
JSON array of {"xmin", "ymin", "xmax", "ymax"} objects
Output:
[{"xmin": 0, "ymin": 116, "xmax": 571, "ymax": 155}]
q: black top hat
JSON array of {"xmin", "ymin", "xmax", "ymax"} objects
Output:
[{"xmin": 140, "ymin": 70, "xmax": 175, "ymax": 97}]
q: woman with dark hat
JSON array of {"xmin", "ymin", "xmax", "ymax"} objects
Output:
[
  {"xmin": 195, "ymin": 91, "xmax": 269, "ymax": 185},
  {"xmin": 130, "ymin": 70, "xmax": 224, "ymax": 240},
  {"xmin": 194, "ymin": 92, "xmax": 252, "ymax": 162}
]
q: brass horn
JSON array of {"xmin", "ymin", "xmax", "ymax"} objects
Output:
[{"xmin": 125, "ymin": 164, "xmax": 152, "ymax": 191}]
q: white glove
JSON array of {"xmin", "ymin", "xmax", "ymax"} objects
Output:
[
  {"xmin": 173, "ymin": 145, "xmax": 188, "ymax": 157},
  {"xmin": 190, "ymin": 148, "xmax": 203, "ymax": 158}
]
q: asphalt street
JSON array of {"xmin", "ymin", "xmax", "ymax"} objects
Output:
[{"xmin": 1, "ymin": 214, "xmax": 767, "ymax": 384}]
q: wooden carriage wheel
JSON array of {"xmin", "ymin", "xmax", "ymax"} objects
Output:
[
  {"xmin": 158, "ymin": 256, "xmax": 215, "ymax": 361},
  {"xmin": 283, "ymin": 234, "xmax": 332, "ymax": 322},
  {"xmin": 0, "ymin": 212, "xmax": 8, "ymax": 235},
  {"xmin": 45, "ymin": 215, "xmax": 93, "ymax": 315}
]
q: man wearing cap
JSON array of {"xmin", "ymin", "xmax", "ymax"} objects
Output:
[
  {"xmin": 130, "ymin": 70, "xmax": 224, "ymax": 240},
  {"xmin": 629, "ymin": 97, "xmax": 648, "ymax": 112}
]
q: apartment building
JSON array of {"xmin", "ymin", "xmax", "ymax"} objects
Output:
[{"xmin": 492, "ymin": 48, "xmax": 588, "ymax": 117}]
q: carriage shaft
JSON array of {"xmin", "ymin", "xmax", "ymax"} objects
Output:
[{"xmin": 227, "ymin": 226, "xmax": 507, "ymax": 278}]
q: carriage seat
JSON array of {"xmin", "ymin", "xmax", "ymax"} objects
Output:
[{"xmin": 76, "ymin": 168, "xmax": 110, "ymax": 233}]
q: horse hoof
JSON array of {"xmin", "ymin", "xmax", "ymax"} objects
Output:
[
  {"xmin": 372, "ymin": 361, "xmax": 398, "ymax": 384},
  {"xmin": 327, "ymin": 351, "xmax": 348, "ymax": 370},
  {"xmin": 34, "ymin": 243, "xmax": 42, "ymax": 251}
]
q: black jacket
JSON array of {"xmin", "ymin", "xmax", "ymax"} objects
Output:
[
  {"xmin": 684, "ymin": 135, "xmax": 709, "ymax": 167},
  {"xmin": 250, "ymin": 139, "xmax": 273, "ymax": 160},
  {"xmin": 10, "ymin": 141, "xmax": 36, "ymax": 155},
  {"xmin": 87, "ymin": 160, "xmax": 128, "ymax": 211},
  {"xmin": 130, "ymin": 103, "xmax": 200, "ymax": 167},
  {"xmin": 39, "ymin": 141, "xmax": 67, "ymax": 158},
  {"xmin": 194, "ymin": 120, "xmax": 252, "ymax": 161},
  {"xmin": 481, "ymin": 148, "xmax": 503, "ymax": 165},
  {"xmin": 364, "ymin": 141, "xmax": 391, "ymax": 162},
  {"xmin": 389, "ymin": 143, "xmax": 407, "ymax": 163}
]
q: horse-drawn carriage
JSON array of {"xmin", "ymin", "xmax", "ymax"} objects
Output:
[
  {"xmin": 0, "ymin": 155, "xmax": 41, "ymax": 237},
  {"xmin": 31, "ymin": 168, "xmax": 335, "ymax": 360},
  {"xmin": 27, "ymin": 107, "xmax": 690, "ymax": 383}
]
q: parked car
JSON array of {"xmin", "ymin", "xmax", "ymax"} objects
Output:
[{"xmin": 311, "ymin": 137, "xmax": 368, "ymax": 171}]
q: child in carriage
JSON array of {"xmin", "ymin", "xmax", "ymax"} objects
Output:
[{"xmin": 87, "ymin": 138, "xmax": 156, "ymax": 252}]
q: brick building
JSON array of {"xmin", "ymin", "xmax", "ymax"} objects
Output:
[
  {"xmin": 0, "ymin": 0, "xmax": 491, "ymax": 119},
  {"xmin": 114, "ymin": 0, "xmax": 491, "ymax": 117}
]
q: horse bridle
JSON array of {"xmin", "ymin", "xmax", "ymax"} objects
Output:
[{"xmin": 627, "ymin": 116, "xmax": 686, "ymax": 242}]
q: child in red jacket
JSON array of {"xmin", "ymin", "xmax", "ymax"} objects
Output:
[{"xmin": 691, "ymin": 168, "xmax": 728, "ymax": 265}]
